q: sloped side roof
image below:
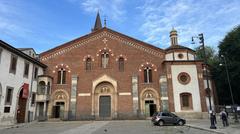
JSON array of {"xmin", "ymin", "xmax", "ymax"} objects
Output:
[
  {"xmin": 165, "ymin": 44, "xmax": 195, "ymax": 52},
  {"xmin": 0, "ymin": 40, "xmax": 47, "ymax": 68}
]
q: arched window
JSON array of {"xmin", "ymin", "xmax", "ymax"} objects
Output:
[
  {"xmin": 86, "ymin": 57, "xmax": 92, "ymax": 70},
  {"xmin": 144, "ymin": 67, "xmax": 152, "ymax": 83},
  {"xmin": 118, "ymin": 57, "xmax": 124, "ymax": 72},
  {"xmin": 38, "ymin": 81, "xmax": 46, "ymax": 95},
  {"xmin": 57, "ymin": 68, "xmax": 66, "ymax": 84},
  {"xmin": 180, "ymin": 93, "xmax": 193, "ymax": 110},
  {"xmin": 101, "ymin": 52, "xmax": 109, "ymax": 68}
]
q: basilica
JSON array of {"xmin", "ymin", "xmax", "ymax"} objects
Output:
[
  {"xmin": 0, "ymin": 13, "xmax": 217, "ymax": 124},
  {"xmin": 39, "ymin": 13, "xmax": 216, "ymax": 120}
]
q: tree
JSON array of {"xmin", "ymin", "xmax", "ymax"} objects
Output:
[
  {"xmin": 216, "ymin": 25, "xmax": 240, "ymax": 105},
  {"xmin": 195, "ymin": 46, "xmax": 217, "ymax": 66},
  {"xmin": 195, "ymin": 45, "xmax": 222, "ymax": 105}
]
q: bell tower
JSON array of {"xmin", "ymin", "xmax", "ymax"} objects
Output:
[
  {"xmin": 92, "ymin": 11, "xmax": 102, "ymax": 32},
  {"xmin": 170, "ymin": 28, "xmax": 178, "ymax": 46}
]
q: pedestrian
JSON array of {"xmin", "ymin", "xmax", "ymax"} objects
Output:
[
  {"xmin": 212, "ymin": 111, "xmax": 217, "ymax": 124},
  {"xmin": 220, "ymin": 109, "xmax": 229, "ymax": 127}
]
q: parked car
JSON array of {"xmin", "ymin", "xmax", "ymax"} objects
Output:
[{"xmin": 151, "ymin": 112, "xmax": 186, "ymax": 126}]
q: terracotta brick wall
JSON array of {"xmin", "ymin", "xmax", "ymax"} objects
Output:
[{"xmin": 41, "ymin": 29, "xmax": 165, "ymax": 119}]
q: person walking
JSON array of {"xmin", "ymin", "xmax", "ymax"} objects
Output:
[
  {"xmin": 220, "ymin": 109, "xmax": 229, "ymax": 127},
  {"xmin": 212, "ymin": 111, "xmax": 217, "ymax": 124}
]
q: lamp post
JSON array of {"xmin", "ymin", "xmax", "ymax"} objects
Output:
[
  {"xmin": 219, "ymin": 55, "xmax": 239, "ymax": 123},
  {"xmin": 192, "ymin": 33, "xmax": 217, "ymax": 129}
]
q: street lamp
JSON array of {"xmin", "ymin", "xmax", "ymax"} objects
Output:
[
  {"xmin": 192, "ymin": 33, "xmax": 217, "ymax": 129},
  {"xmin": 219, "ymin": 54, "xmax": 239, "ymax": 123}
]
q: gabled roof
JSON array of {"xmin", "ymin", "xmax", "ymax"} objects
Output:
[
  {"xmin": 18, "ymin": 48, "xmax": 37, "ymax": 54},
  {"xmin": 18, "ymin": 48, "xmax": 33, "ymax": 51},
  {"xmin": 40, "ymin": 27, "xmax": 165, "ymax": 58},
  {"xmin": 0, "ymin": 40, "xmax": 47, "ymax": 68}
]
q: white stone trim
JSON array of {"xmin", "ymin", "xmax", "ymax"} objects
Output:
[
  {"xmin": 78, "ymin": 93, "xmax": 91, "ymax": 96},
  {"xmin": 119, "ymin": 92, "xmax": 131, "ymax": 96},
  {"xmin": 71, "ymin": 98, "xmax": 76, "ymax": 101},
  {"xmin": 133, "ymin": 97, "xmax": 138, "ymax": 100},
  {"xmin": 161, "ymin": 97, "xmax": 168, "ymax": 100}
]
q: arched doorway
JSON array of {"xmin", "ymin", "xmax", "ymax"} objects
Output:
[
  {"xmin": 51, "ymin": 90, "xmax": 69, "ymax": 119},
  {"xmin": 17, "ymin": 88, "xmax": 27, "ymax": 123},
  {"xmin": 140, "ymin": 88, "xmax": 160, "ymax": 117},
  {"xmin": 93, "ymin": 82, "xmax": 117, "ymax": 119}
]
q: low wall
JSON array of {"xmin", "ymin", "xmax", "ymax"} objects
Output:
[{"xmin": 174, "ymin": 112, "xmax": 209, "ymax": 119}]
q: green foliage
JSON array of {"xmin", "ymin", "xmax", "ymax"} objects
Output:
[
  {"xmin": 195, "ymin": 25, "xmax": 240, "ymax": 105},
  {"xmin": 195, "ymin": 46, "xmax": 217, "ymax": 66},
  {"xmin": 215, "ymin": 25, "xmax": 240, "ymax": 105}
]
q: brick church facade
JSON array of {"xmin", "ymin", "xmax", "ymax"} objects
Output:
[{"xmin": 39, "ymin": 13, "xmax": 216, "ymax": 120}]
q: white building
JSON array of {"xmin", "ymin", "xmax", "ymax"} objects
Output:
[
  {"xmin": 18, "ymin": 48, "xmax": 38, "ymax": 59},
  {"xmin": 163, "ymin": 29, "xmax": 215, "ymax": 118},
  {"xmin": 0, "ymin": 40, "xmax": 47, "ymax": 125}
]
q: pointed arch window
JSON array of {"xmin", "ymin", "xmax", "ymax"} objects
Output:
[
  {"xmin": 101, "ymin": 52, "xmax": 109, "ymax": 68},
  {"xmin": 86, "ymin": 57, "xmax": 92, "ymax": 70},
  {"xmin": 144, "ymin": 67, "xmax": 152, "ymax": 83},
  {"xmin": 118, "ymin": 57, "xmax": 124, "ymax": 72},
  {"xmin": 57, "ymin": 68, "xmax": 66, "ymax": 84}
]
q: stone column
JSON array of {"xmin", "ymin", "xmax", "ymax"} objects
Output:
[
  {"xmin": 132, "ymin": 75, "xmax": 139, "ymax": 116},
  {"xmin": 70, "ymin": 75, "xmax": 78, "ymax": 120},
  {"xmin": 43, "ymin": 101, "xmax": 46, "ymax": 119}
]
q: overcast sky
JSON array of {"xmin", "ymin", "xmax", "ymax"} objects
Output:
[{"xmin": 1, "ymin": 0, "xmax": 240, "ymax": 53}]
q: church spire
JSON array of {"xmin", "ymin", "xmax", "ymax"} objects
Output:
[{"xmin": 92, "ymin": 11, "xmax": 102, "ymax": 32}]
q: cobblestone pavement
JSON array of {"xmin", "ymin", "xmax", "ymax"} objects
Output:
[{"xmin": 0, "ymin": 120, "xmax": 222, "ymax": 134}]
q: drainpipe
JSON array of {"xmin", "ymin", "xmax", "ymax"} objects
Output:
[{"xmin": 25, "ymin": 63, "xmax": 35, "ymax": 122}]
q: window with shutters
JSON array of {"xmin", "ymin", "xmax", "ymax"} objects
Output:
[
  {"xmin": 5, "ymin": 87, "xmax": 13, "ymax": 105},
  {"xmin": 34, "ymin": 67, "xmax": 38, "ymax": 79},
  {"xmin": 31, "ymin": 93, "xmax": 36, "ymax": 105},
  {"xmin": 9, "ymin": 55, "xmax": 18, "ymax": 74},
  {"xmin": 24, "ymin": 61, "xmax": 30, "ymax": 78}
]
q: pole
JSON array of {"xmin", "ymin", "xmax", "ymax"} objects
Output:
[
  {"xmin": 221, "ymin": 55, "xmax": 239, "ymax": 123},
  {"xmin": 199, "ymin": 33, "xmax": 217, "ymax": 129}
]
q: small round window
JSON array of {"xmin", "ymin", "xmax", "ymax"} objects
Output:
[
  {"xmin": 178, "ymin": 53, "xmax": 184, "ymax": 59},
  {"xmin": 178, "ymin": 72, "xmax": 191, "ymax": 85}
]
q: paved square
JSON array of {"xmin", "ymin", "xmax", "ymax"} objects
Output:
[{"xmin": 0, "ymin": 120, "xmax": 217, "ymax": 134}]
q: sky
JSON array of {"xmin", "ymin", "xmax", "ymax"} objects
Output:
[{"xmin": 1, "ymin": 0, "xmax": 240, "ymax": 53}]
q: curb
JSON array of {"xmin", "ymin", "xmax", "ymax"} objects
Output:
[
  {"xmin": 0, "ymin": 124, "xmax": 25, "ymax": 130},
  {"xmin": 186, "ymin": 124, "xmax": 225, "ymax": 134},
  {"xmin": 0, "ymin": 121, "xmax": 37, "ymax": 130}
]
